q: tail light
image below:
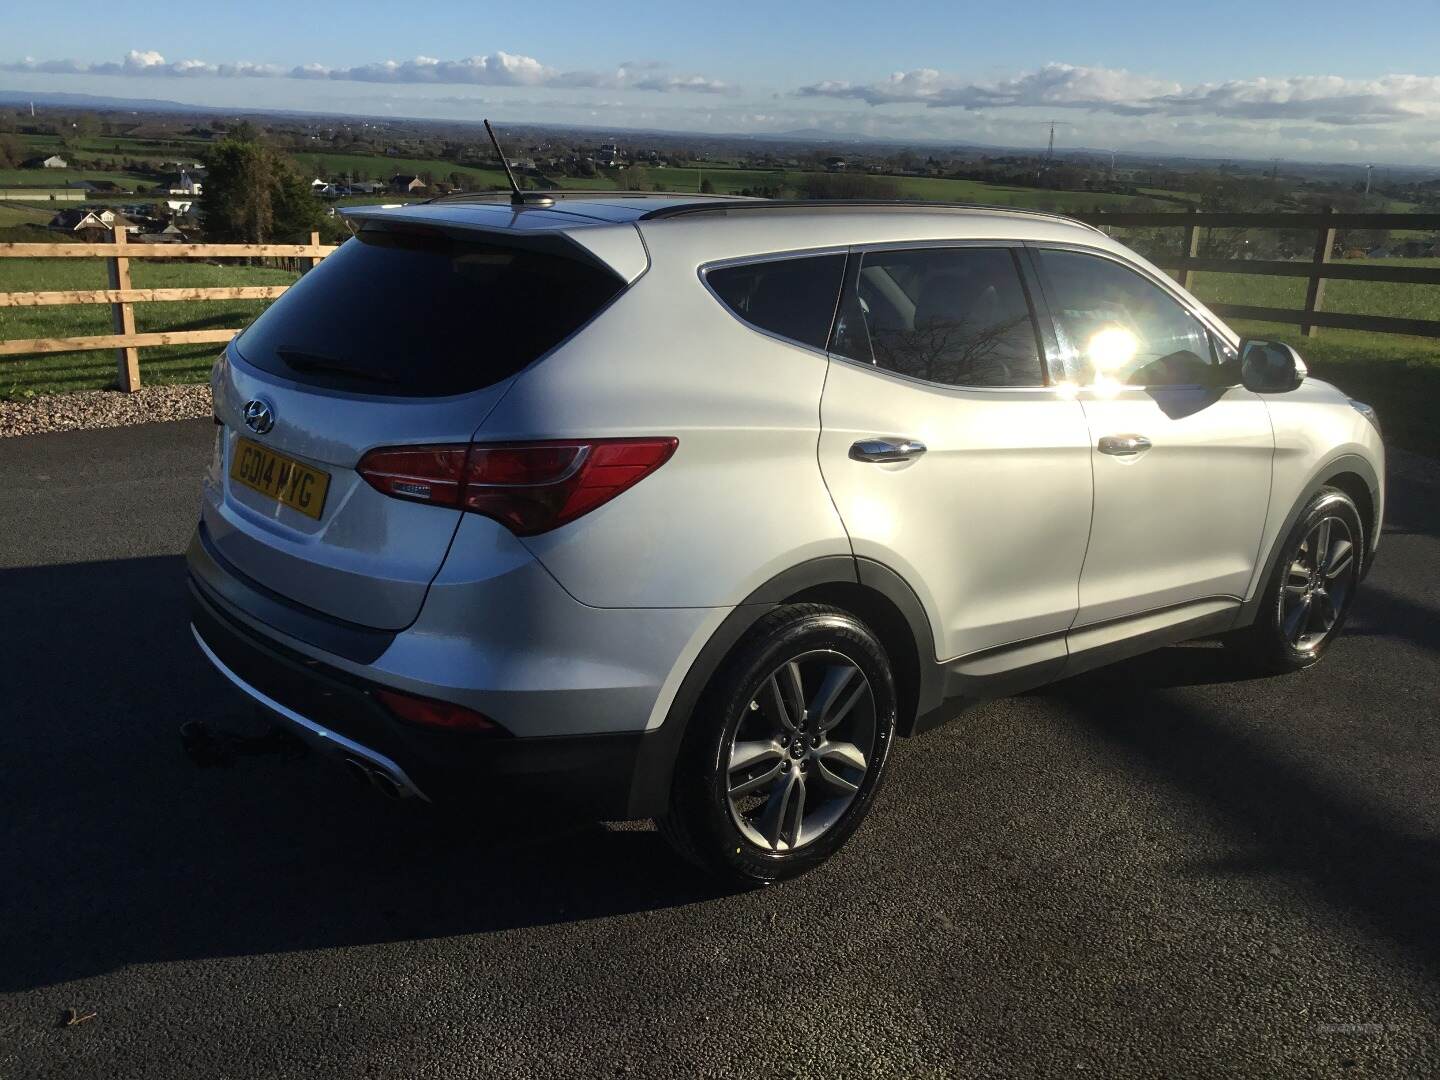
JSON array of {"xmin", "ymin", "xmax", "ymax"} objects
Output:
[
  {"xmin": 357, "ymin": 437, "xmax": 678, "ymax": 536},
  {"xmin": 373, "ymin": 687, "xmax": 508, "ymax": 735}
]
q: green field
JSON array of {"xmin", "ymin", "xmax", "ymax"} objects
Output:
[
  {"xmin": 0, "ymin": 167, "xmax": 154, "ymax": 187},
  {"xmin": 0, "ymin": 259, "xmax": 297, "ymax": 398},
  {"xmin": 0, "ymin": 203, "xmax": 54, "ymax": 227},
  {"xmin": 642, "ymin": 165, "xmax": 1157, "ymax": 211},
  {"xmin": 1186, "ymin": 259, "xmax": 1440, "ymax": 321}
]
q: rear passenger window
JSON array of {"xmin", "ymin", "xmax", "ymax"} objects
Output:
[
  {"xmin": 706, "ymin": 254, "xmax": 846, "ymax": 350},
  {"xmin": 830, "ymin": 248, "xmax": 1044, "ymax": 388}
]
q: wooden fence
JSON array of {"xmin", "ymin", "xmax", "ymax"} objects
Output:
[
  {"xmin": 5, "ymin": 209, "xmax": 1440, "ymax": 394},
  {"xmin": 0, "ymin": 231, "xmax": 335, "ymax": 391},
  {"xmin": 1070, "ymin": 209, "xmax": 1440, "ymax": 339}
]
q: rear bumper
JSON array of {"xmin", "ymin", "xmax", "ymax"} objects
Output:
[{"xmin": 189, "ymin": 572, "xmax": 649, "ymax": 815}]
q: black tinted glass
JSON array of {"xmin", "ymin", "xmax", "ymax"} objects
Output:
[
  {"xmin": 707, "ymin": 254, "xmax": 846, "ymax": 350},
  {"xmin": 1038, "ymin": 250, "xmax": 1218, "ymax": 387},
  {"xmin": 832, "ymin": 247, "xmax": 1043, "ymax": 388},
  {"xmin": 234, "ymin": 228, "xmax": 624, "ymax": 397}
]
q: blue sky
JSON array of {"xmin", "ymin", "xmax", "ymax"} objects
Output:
[{"xmin": 5, "ymin": 0, "xmax": 1440, "ymax": 162}]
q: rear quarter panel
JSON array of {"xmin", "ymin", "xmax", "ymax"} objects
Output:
[{"xmin": 474, "ymin": 225, "xmax": 851, "ymax": 608}]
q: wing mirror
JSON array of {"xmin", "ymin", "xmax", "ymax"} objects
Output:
[{"xmin": 1239, "ymin": 339, "xmax": 1307, "ymax": 393}]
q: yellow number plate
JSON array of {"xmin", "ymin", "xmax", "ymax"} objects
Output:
[{"xmin": 230, "ymin": 437, "xmax": 330, "ymax": 521}]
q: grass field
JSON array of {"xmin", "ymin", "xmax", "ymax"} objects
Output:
[
  {"xmin": 0, "ymin": 259, "xmax": 297, "ymax": 398},
  {"xmin": 1186, "ymin": 259, "xmax": 1440, "ymax": 321},
  {"xmin": 0, "ymin": 203, "xmax": 54, "ymax": 227},
  {"xmin": 0, "ymin": 167, "xmax": 154, "ymax": 187}
]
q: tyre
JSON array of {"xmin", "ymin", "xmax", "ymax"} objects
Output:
[
  {"xmin": 660, "ymin": 603, "xmax": 898, "ymax": 884},
  {"xmin": 1226, "ymin": 486, "xmax": 1364, "ymax": 674}
]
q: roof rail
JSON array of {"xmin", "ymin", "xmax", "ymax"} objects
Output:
[
  {"xmin": 423, "ymin": 189, "xmax": 761, "ymax": 207},
  {"xmin": 638, "ymin": 198, "xmax": 1106, "ymax": 233}
]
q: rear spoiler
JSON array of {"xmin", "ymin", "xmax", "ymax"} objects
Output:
[{"xmin": 339, "ymin": 204, "xmax": 649, "ymax": 283}]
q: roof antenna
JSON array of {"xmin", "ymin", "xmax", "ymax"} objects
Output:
[{"xmin": 485, "ymin": 119, "xmax": 552, "ymax": 208}]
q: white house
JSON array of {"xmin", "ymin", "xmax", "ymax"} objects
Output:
[{"xmin": 165, "ymin": 171, "xmax": 203, "ymax": 196}]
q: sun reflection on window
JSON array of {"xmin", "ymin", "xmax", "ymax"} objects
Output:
[{"xmin": 1086, "ymin": 326, "xmax": 1138, "ymax": 373}]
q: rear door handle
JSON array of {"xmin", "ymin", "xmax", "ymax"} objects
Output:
[
  {"xmin": 850, "ymin": 438, "xmax": 927, "ymax": 463},
  {"xmin": 1098, "ymin": 434, "xmax": 1153, "ymax": 456}
]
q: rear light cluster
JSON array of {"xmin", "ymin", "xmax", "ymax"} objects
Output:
[
  {"xmin": 373, "ymin": 687, "xmax": 507, "ymax": 735},
  {"xmin": 357, "ymin": 437, "xmax": 678, "ymax": 536}
]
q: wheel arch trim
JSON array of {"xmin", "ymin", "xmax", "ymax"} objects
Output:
[
  {"xmin": 1239, "ymin": 453, "xmax": 1381, "ymax": 628},
  {"xmin": 625, "ymin": 554, "xmax": 939, "ymax": 816}
]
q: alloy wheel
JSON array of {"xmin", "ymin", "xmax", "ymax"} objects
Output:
[
  {"xmin": 723, "ymin": 649, "xmax": 878, "ymax": 852},
  {"xmin": 1279, "ymin": 514, "xmax": 1357, "ymax": 652}
]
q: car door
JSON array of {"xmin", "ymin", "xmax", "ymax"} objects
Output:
[
  {"xmin": 818, "ymin": 243, "xmax": 1094, "ymax": 680},
  {"xmin": 1029, "ymin": 246, "xmax": 1274, "ymax": 635}
]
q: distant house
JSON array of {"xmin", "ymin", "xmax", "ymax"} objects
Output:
[
  {"xmin": 162, "ymin": 171, "xmax": 203, "ymax": 196},
  {"xmin": 348, "ymin": 179, "xmax": 385, "ymax": 194},
  {"xmin": 67, "ymin": 180, "xmax": 98, "ymax": 192},
  {"xmin": 825, "ymin": 157, "xmax": 848, "ymax": 171},
  {"xmin": 48, "ymin": 208, "xmax": 136, "ymax": 239},
  {"xmin": 25, "ymin": 155, "xmax": 68, "ymax": 169},
  {"xmin": 135, "ymin": 222, "xmax": 189, "ymax": 244},
  {"xmin": 389, "ymin": 174, "xmax": 426, "ymax": 194}
]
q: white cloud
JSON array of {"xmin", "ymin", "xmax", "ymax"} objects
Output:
[
  {"xmin": 797, "ymin": 63, "xmax": 1440, "ymax": 126},
  {"xmin": 1, "ymin": 49, "xmax": 736, "ymax": 94}
]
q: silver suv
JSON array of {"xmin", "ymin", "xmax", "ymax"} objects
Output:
[{"xmin": 189, "ymin": 194, "xmax": 1384, "ymax": 883}]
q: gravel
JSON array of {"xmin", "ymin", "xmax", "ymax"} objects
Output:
[{"xmin": 0, "ymin": 384, "xmax": 213, "ymax": 439}]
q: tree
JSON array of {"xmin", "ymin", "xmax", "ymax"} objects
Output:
[
  {"xmin": 0, "ymin": 133, "xmax": 22, "ymax": 169},
  {"xmin": 203, "ymin": 136, "xmax": 324, "ymax": 243},
  {"xmin": 699, "ymin": 177, "xmax": 715, "ymax": 194}
]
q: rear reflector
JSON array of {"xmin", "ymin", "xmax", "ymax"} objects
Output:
[
  {"xmin": 373, "ymin": 688, "xmax": 507, "ymax": 734},
  {"xmin": 357, "ymin": 437, "xmax": 677, "ymax": 536}
]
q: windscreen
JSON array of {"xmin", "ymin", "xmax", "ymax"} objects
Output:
[{"xmin": 232, "ymin": 227, "xmax": 625, "ymax": 397}]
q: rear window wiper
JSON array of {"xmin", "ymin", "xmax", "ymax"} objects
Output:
[{"xmin": 276, "ymin": 348, "xmax": 400, "ymax": 385}]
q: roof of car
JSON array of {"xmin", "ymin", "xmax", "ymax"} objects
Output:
[{"xmin": 340, "ymin": 191, "xmax": 1104, "ymax": 237}]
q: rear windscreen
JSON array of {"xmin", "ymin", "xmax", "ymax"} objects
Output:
[{"xmin": 232, "ymin": 227, "xmax": 625, "ymax": 397}]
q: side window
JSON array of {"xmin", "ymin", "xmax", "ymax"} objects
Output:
[
  {"xmin": 1037, "ymin": 249, "xmax": 1220, "ymax": 387},
  {"xmin": 706, "ymin": 253, "xmax": 846, "ymax": 351},
  {"xmin": 830, "ymin": 247, "xmax": 1044, "ymax": 388}
]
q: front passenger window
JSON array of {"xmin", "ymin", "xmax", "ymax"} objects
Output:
[{"xmin": 1037, "ymin": 249, "xmax": 1221, "ymax": 388}]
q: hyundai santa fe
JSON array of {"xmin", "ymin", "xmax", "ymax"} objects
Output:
[{"xmin": 188, "ymin": 193, "xmax": 1384, "ymax": 883}]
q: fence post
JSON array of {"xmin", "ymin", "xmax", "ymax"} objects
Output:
[
  {"xmin": 1177, "ymin": 209, "xmax": 1200, "ymax": 290},
  {"xmin": 107, "ymin": 224, "xmax": 140, "ymax": 391},
  {"xmin": 1302, "ymin": 206, "xmax": 1336, "ymax": 338},
  {"xmin": 299, "ymin": 230, "xmax": 320, "ymax": 274}
]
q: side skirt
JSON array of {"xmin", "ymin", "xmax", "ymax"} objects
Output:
[{"xmin": 912, "ymin": 597, "xmax": 1241, "ymax": 735}]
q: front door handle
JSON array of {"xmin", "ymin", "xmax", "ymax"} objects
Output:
[
  {"xmin": 850, "ymin": 438, "xmax": 927, "ymax": 463},
  {"xmin": 1098, "ymin": 434, "xmax": 1153, "ymax": 456}
]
